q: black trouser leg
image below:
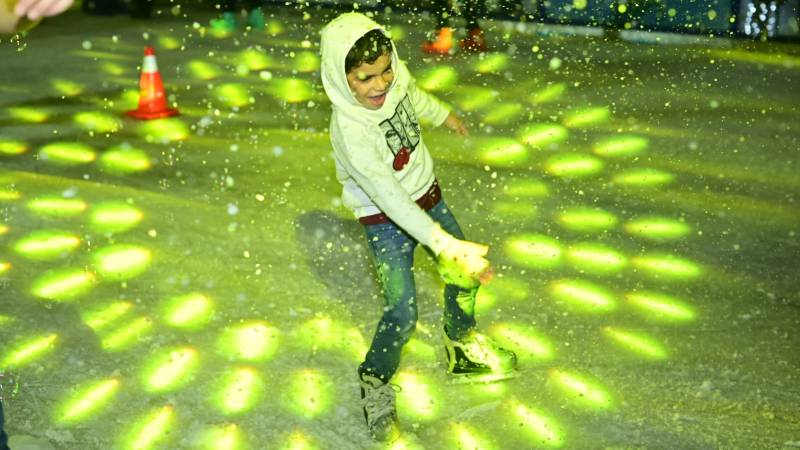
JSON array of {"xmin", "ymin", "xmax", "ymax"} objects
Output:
[{"xmin": 0, "ymin": 400, "xmax": 9, "ymax": 450}]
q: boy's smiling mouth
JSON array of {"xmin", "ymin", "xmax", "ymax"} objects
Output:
[{"xmin": 368, "ymin": 92, "xmax": 387, "ymax": 107}]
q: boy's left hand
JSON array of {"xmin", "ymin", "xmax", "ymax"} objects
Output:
[{"xmin": 444, "ymin": 112, "xmax": 469, "ymax": 137}]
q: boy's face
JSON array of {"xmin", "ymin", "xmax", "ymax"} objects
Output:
[{"xmin": 346, "ymin": 52, "xmax": 394, "ymax": 110}]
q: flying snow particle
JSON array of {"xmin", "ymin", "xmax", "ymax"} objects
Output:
[
  {"xmin": 227, "ymin": 203, "xmax": 239, "ymax": 215},
  {"xmin": 82, "ymin": 40, "xmax": 92, "ymax": 50}
]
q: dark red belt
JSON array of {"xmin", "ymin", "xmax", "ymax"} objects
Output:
[{"xmin": 359, "ymin": 179, "xmax": 442, "ymax": 225}]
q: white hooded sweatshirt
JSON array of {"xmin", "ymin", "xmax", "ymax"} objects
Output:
[{"xmin": 320, "ymin": 13, "xmax": 452, "ymax": 252}]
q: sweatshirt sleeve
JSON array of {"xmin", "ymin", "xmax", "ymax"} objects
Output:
[
  {"xmin": 407, "ymin": 76, "xmax": 451, "ymax": 127},
  {"xmin": 335, "ymin": 128, "xmax": 442, "ymax": 250}
]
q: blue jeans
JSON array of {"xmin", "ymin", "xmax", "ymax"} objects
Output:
[
  {"xmin": 359, "ymin": 199, "xmax": 477, "ymax": 381},
  {"xmin": 1, "ymin": 400, "xmax": 9, "ymax": 450}
]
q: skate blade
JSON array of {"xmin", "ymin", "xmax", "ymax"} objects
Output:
[{"xmin": 448, "ymin": 370, "xmax": 518, "ymax": 384}]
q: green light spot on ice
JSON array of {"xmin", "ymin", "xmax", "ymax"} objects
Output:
[
  {"xmin": 549, "ymin": 279, "xmax": 617, "ymax": 312},
  {"xmin": 0, "ymin": 261, "xmax": 9, "ymax": 274},
  {"xmin": 217, "ymin": 321, "xmax": 280, "ymax": 361},
  {"xmin": 142, "ymin": 347, "xmax": 199, "ymax": 392},
  {"xmin": 295, "ymin": 316, "xmax": 366, "ymax": 360},
  {"xmin": 31, "ymin": 269, "xmax": 94, "ymax": 301},
  {"xmin": 74, "ymin": 112, "xmax": 121, "ymax": 134},
  {"xmin": 491, "ymin": 200, "xmax": 537, "ymax": 220},
  {"xmin": 546, "ymin": 154, "xmax": 604, "ymax": 177},
  {"xmin": 186, "ymin": 60, "xmax": 221, "ymax": 80},
  {"xmin": 163, "ymin": 293, "xmax": 214, "ymax": 329},
  {"xmin": 530, "ymin": 83, "xmax": 566, "ymax": 104},
  {"xmin": 417, "ymin": 66, "xmax": 458, "ymax": 91},
  {"xmin": 215, "ymin": 83, "xmax": 252, "ymax": 108},
  {"xmin": 158, "ymin": 36, "xmax": 180, "ymax": 50},
  {"xmin": 504, "ymin": 234, "xmax": 563, "ymax": 269},
  {"xmin": 194, "ymin": 424, "xmax": 243, "ymax": 450},
  {"xmin": 509, "ymin": 399, "xmax": 564, "ymax": 447},
  {"xmin": 82, "ymin": 301, "xmax": 133, "ymax": 331},
  {"xmin": 396, "ymin": 372, "xmax": 439, "ymax": 421},
  {"xmin": 562, "ymin": 106, "xmax": 610, "ymax": 128},
  {"xmin": 406, "ymin": 338, "xmax": 437, "ymax": 361},
  {"xmin": 566, "ymin": 243, "xmax": 627, "ymax": 274},
  {"xmin": 271, "ymin": 78, "xmax": 313, "ymax": 103},
  {"xmin": 100, "ymin": 145, "xmax": 151, "ymax": 174},
  {"xmin": 56, "ymin": 378, "xmax": 120, "ymax": 425},
  {"xmin": 549, "ymin": 369, "xmax": 613, "ymax": 410},
  {"xmin": 483, "ymin": 103, "xmax": 523, "ymax": 125},
  {"xmin": 92, "ymin": 244, "xmax": 151, "ymax": 281},
  {"xmin": 503, "ymin": 179, "xmax": 550, "ymax": 198},
  {"xmin": 517, "ymin": 123, "xmax": 569, "ymax": 148},
  {"xmin": 292, "ymin": 51, "xmax": 320, "ymax": 73},
  {"xmin": 604, "ymin": 327, "xmax": 667, "ymax": 359},
  {"xmin": 13, "ymin": 230, "xmax": 80, "ymax": 260},
  {"xmin": 625, "ymin": 217, "xmax": 691, "ymax": 240},
  {"xmin": 0, "ymin": 189, "xmax": 20, "ymax": 201},
  {"xmin": 455, "ymin": 86, "xmax": 498, "ymax": 111},
  {"xmin": 119, "ymin": 89, "xmax": 140, "ymax": 110},
  {"xmin": 39, "ymin": 142, "xmax": 96, "ymax": 165},
  {"xmin": 0, "ymin": 140, "xmax": 28, "ymax": 155},
  {"xmin": 101, "ymin": 317, "xmax": 153, "ymax": 351},
  {"xmin": 557, "ymin": 207, "xmax": 618, "ymax": 232},
  {"xmin": 138, "ymin": 118, "xmax": 189, "ymax": 143},
  {"xmin": 490, "ymin": 323, "xmax": 554, "ymax": 361},
  {"xmin": 124, "ymin": 406, "xmax": 174, "ymax": 450},
  {"xmin": 452, "ymin": 423, "xmax": 494, "ymax": 450},
  {"xmin": 626, "ymin": 291, "xmax": 696, "ymax": 322},
  {"xmin": 216, "ymin": 367, "xmax": 264, "ymax": 415},
  {"xmin": 0, "ymin": 224, "xmax": 8, "ymax": 235},
  {"xmin": 632, "ymin": 254, "xmax": 702, "ymax": 280},
  {"xmin": 0, "ymin": 334, "xmax": 57, "ymax": 369},
  {"xmin": 477, "ymin": 138, "xmax": 529, "ymax": 167},
  {"xmin": 238, "ymin": 49, "xmax": 273, "ymax": 71},
  {"xmin": 280, "ymin": 431, "xmax": 316, "ymax": 450},
  {"xmin": 7, "ymin": 107, "xmax": 49, "ymax": 123},
  {"xmin": 473, "ymin": 52, "xmax": 509, "ymax": 73},
  {"xmin": 593, "ymin": 135, "xmax": 648, "ymax": 157},
  {"xmin": 287, "ymin": 369, "xmax": 332, "ymax": 419},
  {"xmin": 612, "ymin": 168, "xmax": 675, "ymax": 186},
  {"xmin": 100, "ymin": 62, "xmax": 125, "ymax": 76},
  {"xmin": 52, "ymin": 79, "xmax": 84, "ymax": 97},
  {"xmin": 89, "ymin": 201, "xmax": 143, "ymax": 234}
]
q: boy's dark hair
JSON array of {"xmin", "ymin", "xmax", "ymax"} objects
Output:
[{"xmin": 345, "ymin": 29, "xmax": 393, "ymax": 73}]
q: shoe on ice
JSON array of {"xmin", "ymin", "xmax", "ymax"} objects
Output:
[
  {"xmin": 445, "ymin": 330, "xmax": 517, "ymax": 378},
  {"xmin": 422, "ymin": 27, "xmax": 454, "ymax": 55},
  {"xmin": 359, "ymin": 374, "xmax": 401, "ymax": 442},
  {"xmin": 459, "ymin": 27, "xmax": 488, "ymax": 52}
]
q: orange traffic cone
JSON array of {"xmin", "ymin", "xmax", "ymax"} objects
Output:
[
  {"xmin": 422, "ymin": 27, "xmax": 454, "ymax": 55},
  {"xmin": 127, "ymin": 46, "xmax": 179, "ymax": 120}
]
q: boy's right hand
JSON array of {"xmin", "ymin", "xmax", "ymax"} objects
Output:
[{"xmin": 429, "ymin": 224, "xmax": 493, "ymax": 289}]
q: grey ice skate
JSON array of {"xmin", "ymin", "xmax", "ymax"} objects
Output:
[
  {"xmin": 444, "ymin": 330, "xmax": 518, "ymax": 383},
  {"xmin": 359, "ymin": 374, "xmax": 400, "ymax": 442}
]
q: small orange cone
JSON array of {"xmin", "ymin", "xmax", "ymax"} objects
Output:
[{"xmin": 127, "ymin": 46, "xmax": 179, "ymax": 120}]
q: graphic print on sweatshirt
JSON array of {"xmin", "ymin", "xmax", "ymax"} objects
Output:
[{"xmin": 379, "ymin": 94, "xmax": 420, "ymax": 171}]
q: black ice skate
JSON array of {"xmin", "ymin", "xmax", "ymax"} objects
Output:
[
  {"xmin": 359, "ymin": 373, "xmax": 401, "ymax": 442},
  {"xmin": 444, "ymin": 331, "xmax": 518, "ymax": 384}
]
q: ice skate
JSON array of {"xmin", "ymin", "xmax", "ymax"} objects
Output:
[
  {"xmin": 445, "ymin": 330, "xmax": 517, "ymax": 384},
  {"xmin": 359, "ymin": 374, "xmax": 401, "ymax": 442}
]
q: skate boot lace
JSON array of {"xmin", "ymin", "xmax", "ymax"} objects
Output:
[{"xmin": 362, "ymin": 382, "xmax": 400, "ymax": 425}]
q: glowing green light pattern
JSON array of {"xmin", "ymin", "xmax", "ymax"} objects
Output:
[
  {"xmin": 279, "ymin": 431, "xmax": 317, "ymax": 450},
  {"xmin": 0, "ymin": 224, "xmax": 8, "ymax": 234},
  {"xmin": 508, "ymin": 399, "xmax": 564, "ymax": 447},
  {"xmin": 296, "ymin": 316, "xmax": 368, "ymax": 360},
  {"xmin": 162, "ymin": 293, "xmax": 214, "ymax": 329},
  {"xmin": 142, "ymin": 347, "xmax": 199, "ymax": 392},
  {"xmin": 545, "ymin": 154, "xmax": 604, "ymax": 177},
  {"xmin": 74, "ymin": 112, "xmax": 122, "ymax": 134},
  {"xmin": 483, "ymin": 103, "xmax": 523, "ymax": 125},
  {"xmin": 52, "ymin": 79, "xmax": 84, "ymax": 97},
  {"xmin": 265, "ymin": 19, "xmax": 285, "ymax": 36},
  {"xmin": 417, "ymin": 66, "xmax": 458, "ymax": 91},
  {"xmin": 395, "ymin": 372, "xmax": 439, "ymax": 421},
  {"xmin": 549, "ymin": 279, "xmax": 617, "ymax": 312},
  {"xmin": 477, "ymin": 138, "xmax": 529, "ymax": 167},
  {"xmin": 530, "ymin": 83, "xmax": 566, "ymax": 104},
  {"xmin": 451, "ymin": 422, "xmax": 495, "ymax": 450},
  {"xmin": 504, "ymin": 234, "xmax": 563, "ymax": 269},
  {"xmin": 215, "ymin": 83, "xmax": 252, "ymax": 108},
  {"xmin": 101, "ymin": 317, "xmax": 154, "ymax": 351},
  {"xmin": 215, "ymin": 367, "xmax": 265, "ymax": 415},
  {"xmin": 562, "ymin": 106, "xmax": 610, "ymax": 128},
  {"xmin": 625, "ymin": 291, "xmax": 696, "ymax": 322},
  {"xmin": 405, "ymin": 337, "xmax": 437, "ymax": 361},
  {"xmin": 193, "ymin": 424, "xmax": 244, "ymax": 450},
  {"xmin": 92, "ymin": 244, "xmax": 151, "ymax": 281},
  {"xmin": 81, "ymin": 301, "xmax": 133, "ymax": 330},
  {"xmin": 549, "ymin": 369, "xmax": 613, "ymax": 410},
  {"xmin": 503, "ymin": 179, "xmax": 550, "ymax": 198},
  {"xmin": 491, "ymin": 201, "xmax": 537, "ymax": 221},
  {"xmin": 593, "ymin": 135, "xmax": 649, "ymax": 158},
  {"xmin": 89, "ymin": 201, "xmax": 144, "ymax": 234},
  {"xmin": 157, "ymin": 36, "xmax": 180, "ymax": 50},
  {"xmin": 0, "ymin": 189, "xmax": 21, "ymax": 201},
  {"xmin": 270, "ymin": 78, "xmax": 313, "ymax": 103},
  {"xmin": 216, "ymin": 320, "xmax": 280, "ymax": 361},
  {"xmin": 100, "ymin": 146, "xmax": 152, "ymax": 174},
  {"xmin": 631, "ymin": 254, "xmax": 702, "ymax": 280},
  {"xmin": 0, "ymin": 140, "xmax": 28, "ymax": 155},
  {"xmin": 489, "ymin": 322, "xmax": 554, "ymax": 361},
  {"xmin": 287, "ymin": 369, "xmax": 333, "ymax": 419},
  {"xmin": 137, "ymin": 118, "xmax": 189, "ymax": 143},
  {"xmin": 0, "ymin": 315, "xmax": 11, "ymax": 326},
  {"xmin": 472, "ymin": 52, "xmax": 509, "ymax": 73},
  {"xmin": 0, "ymin": 334, "xmax": 58, "ymax": 369},
  {"xmin": 556, "ymin": 207, "xmax": 618, "ymax": 232},
  {"xmin": 455, "ymin": 86, "xmax": 498, "ymax": 111},
  {"xmin": 13, "ymin": 230, "xmax": 80, "ymax": 260},
  {"xmin": 517, "ymin": 123, "xmax": 569, "ymax": 148},
  {"xmin": 566, "ymin": 243, "xmax": 628, "ymax": 274},
  {"xmin": 100, "ymin": 61, "xmax": 125, "ymax": 76},
  {"xmin": 186, "ymin": 60, "xmax": 221, "ymax": 80},
  {"xmin": 476, "ymin": 276, "xmax": 530, "ymax": 315},
  {"xmin": 122, "ymin": 405, "xmax": 174, "ymax": 450},
  {"xmin": 38, "ymin": 142, "xmax": 97, "ymax": 165},
  {"xmin": 31, "ymin": 269, "xmax": 95, "ymax": 301},
  {"xmin": 612, "ymin": 168, "xmax": 675, "ymax": 187},
  {"xmin": 291, "ymin": 51, "xmax": 320, "ymax": 73},
  {"xmin": 238, "ymin": 49, "xmax": 274, "ymax": 72},
  {"xmin": 603, "ymin": 327, "xmax": 667, "ymax": 360},
  {"xmin": 56, "ymin": 378, "xmax": 120, "ymax": 425},
  {"xmin": 386, "ymin": 25, "xmax": 407, "ymax": 41},
  {"xmin": 0, "ymin": 261, "xmax": 9, "ymax": 275},
  {"xmin": 625, "ymin": 217, "xmax": 691, "ymax": 240},
  {"xmin": 118, "ymin": 89, "xmax": 140, "ymax": 110},
  {"xmin": 7, "ymin": 106, "xmax": 49, "ymax": 123}
]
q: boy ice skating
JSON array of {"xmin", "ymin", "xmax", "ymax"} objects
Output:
[{"xmin": 320, "ymin": 12, "xmax": 517, "ymax": 442}]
